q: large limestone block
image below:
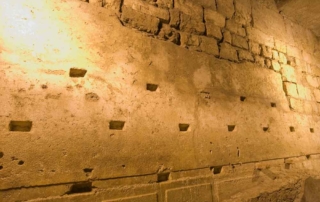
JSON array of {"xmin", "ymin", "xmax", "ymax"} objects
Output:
[
  {"xmin": 200, "ymin": 36, "xmax": 219, "ymax": 56},
  {"xmin": 180, "ymin": 13, "xmax": 206, "ymax": 35},
  {"xmin": 216, "ymin": 0, "xmax": 235, "ymax": 18},
  {"xmin": 204, "ymin": 9, "xmax": 226, "ymax": 27},
  {"xmin": 220, "ymin": 43, "xmax": 238, "ymax": 61},
  {"xmin": 283, "ymin": 82, "xmax": 298, "ymax": 97},
  {"xmin": 281, "ymin": 64, "xmax": 297, "ymax": 83},
  {"xmin": 234, "ymin": 0, "xmax": 252, "ymax": 25}
]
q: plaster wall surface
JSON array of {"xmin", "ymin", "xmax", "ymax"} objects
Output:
[{"xmin": 0, "ymin": 0, "xmax": 320, "ymax": 201}]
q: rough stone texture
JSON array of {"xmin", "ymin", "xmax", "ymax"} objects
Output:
[
  {"xmin": 220, "ymin": 43, "xmax": 238, "ymax": 61},
  {"xmin": 206, "ymin": 23, "xmax": 222, "ymax": 40},
  {"xmin": 232, "ymin": 34, "xmax": 248, "ymax": 50},
  {"xmin": 121, "ymin": 6, "xmax": 160, "ymax": 34},
  {"xmin": 204, "ymin": 9, "xmax": 226, "ymax": 27},
  {"xmin": 1, "ymin": 0, "xmax": 320, "ymax": 202},
  {"xmin": 226, "ymin": 19, "xmax": 246, "ymax": 37},
  {"xmin": 216, "ymin": 0, "xmax": 234, "ymax": 19}
]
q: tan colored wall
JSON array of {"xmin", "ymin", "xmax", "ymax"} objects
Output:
[{"xmin": 0, "ymin": 0, "xmax": 320, "ymax": 201}]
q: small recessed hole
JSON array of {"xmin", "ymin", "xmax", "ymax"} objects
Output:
[
  {"xmin": 290, "ymin": 126, "xmax": 295, "ymax": 132},
  {"xmin": 228, "ymin": 125, "xmax": 236, "ymax": 132},
  {"xmin": 240, "ymin": 96, "xmax": 246, "ymax": 102},
  {"xmin": 122, "ymin": 165, "xmax": 126, "ymax": 169},
  {"xmin": 109, "ymin": 121, "xmax": 125, "ymax": 130},
  {"xmin": 146, "ymin": 83, "xmax": 158, "ymax": 92},
  {"xmin": 18, "ymin": 160, "xmax": 24, "ymax": 165},
  {"xmin": 9, "ymin": 121, "xmax": 32, "ymax": 132},
  {"xmin": 68, "ymin": 182, "xmax": 92, "ymax": 194},
  {"xmin": 0, "ymin": 165, "xmax": 3, "ymax": 170},
  {"xmin": 285, "ymin": 163, "xmax": 291, "ymax": 169},
  {"xmin": 306, "ymin": 155, "xmax": 311, "ymax": 160},
  {"xmin": 310, "ymin": 128, "xmax": 314, "ymax": 133},
  {"xmin": 83, "ymin": 168, "xmax": 93, "ymax": 173},
  {"xmin": 0, "ymin": 152, "xmax": 3, "ymax": 158},
  {"xmin": 271, "ymin": 103, "xmax": 276, "ymax": 107},
  {"xmin": 263, "ymin": 127, "xmax": 269, "ymax": 132},
  {"xmin": 157, "ymin": 172, "xmax": 170, "ymax": 183},
  {"xmin": 69, "ymin": 68, "xmax": 87, "ymax": 77},
  {"xmin": 210, "ymin": 166, "xmax": 223, "ymax": 174},
  {"xmin": 179, "ymin": 124, "xmax": 190, "ymax": 132}
]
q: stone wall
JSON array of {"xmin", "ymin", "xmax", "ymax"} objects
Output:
[{"xmin": 0, "ymin": 0, "xmax": 320, "ymax": 201}]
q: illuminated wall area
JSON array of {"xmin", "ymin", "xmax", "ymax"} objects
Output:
[{"xmin": 1, "ymin": 0, "xmax": 320, "ymax": 201}]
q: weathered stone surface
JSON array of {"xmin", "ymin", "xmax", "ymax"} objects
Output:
[
  {"xmin": 200, "ymin": 36, "xmax": 219, "ymax": 56},
  {"xmin": 121, "ymin": 6, "xmax": 160, "ymax": 34},
  {"xmin": 226, "ymin": 19, "xmax": 246, "ymax": 37},
  {"xmin": 238, "ymin": 50, "xmax": 254, "ymax": 61},
  {"xmin": 180, "ymin": 13, "xmax": 206, "ymax": 35},
  {"xmin": 204, "ymin": 9, "xmax": 226, "ymax": 27},
  {"xmin": 265, "ymin": 58, "xmax": 272, "ymax": 68},
  {"xmin": 287, "ymin": 45, "xmax": 302, "ymax": 59},
  {"xmin": 261, "ymin": 46, "xmax": 272, "ymax": 58},
  {"xmin": 289, "ymin": 97, "xmax": 304, "ymax": 111},
  {"xmin": 216, "ymin": 0, "xmax": 235, "ymax": 18},
  {"xmin": 272, "ymin": 60, "xmax": 281, "ymax": 71},
  {"xmin": 206, "ymin": 23, "xmax": 222, "ymax": 40},
  {"xmin": 234, "ymin": 0, "xmax": 252, "ymax": 25},
  {"xmin": 247, "ymin": 27, "xmax": 274, "ymax": 47},
  {"xmin": 223, "ymin": 30, "xmax": 232, "ymax": 43},
  {"xmin": 281, "ymin": 64, "xmax": 297, "ymax": 82},
  {"xmin": 283, "ymin": 82, "xmax": 298, "ymax": 97},
  {"xmin": 103, "ymin": 0, "xmax": 121, "ymax": 11},
  {"xmin": 272, "ymin": 50, "xmax": 279, "ymax": 60},
  {"xmin": 297, "ymin": 84, "xmax": 313, "ymax": 101},
  {"xmin": 180, "ymin": 32, "xmax": 200, "ymax": 50},
  {"xmin": 249, "ymin": 41, "xmax": 261, "ymax": 55},
  {"xmin": 254, "ymin": 55, "xmax": 265, "ymax": 67},
  {"xmin": 124, "ymin": 0, "xmax": 170, "ymax": 21},
  {"xmin": 314, "ymin": 89, "xmax": 320, "ymax": 102},
  {"xmin": 175, "ymin": 0, "xmax": 203, "ymax": 21},
  {"xmin": 232, "ymin": 34, "xmax": 248, "ymax": 49},
  {"xmin": 169, "ymin": 9, "xmax": 180, "ymax": 28},
  {"xmin": 306, "ymin": 75, "xmax": 319, "ymax": 88},
  {"xmin": 220, "ymin": 43, "xmax": 238, "ymax": 61},
  {"xmin": 279, "ymin": 52, "xmax": 288, "ymax": 64},
  {"xmin": 274, "ymin": 40, "xmax": 287, "ymax": 53}
]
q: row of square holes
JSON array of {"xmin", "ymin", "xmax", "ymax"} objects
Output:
[
  {"xmin": 9, "ymin": 68, "xmax": 315, "ymax": 133},
  {"xmin": 7, "ymin": 120, "xmax": 315, "ymax": 133}
]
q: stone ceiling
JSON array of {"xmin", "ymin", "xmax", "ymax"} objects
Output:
[{"xmin": 276, "ymin": 0, "xmax": 320, "ymax": 38}]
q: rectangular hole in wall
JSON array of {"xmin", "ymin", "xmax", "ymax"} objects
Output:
[
  {"xmin": 210, "ymin": 166, "xmax": 223, "ymax": 175},
  {"xmin": 68, "ymin": 182, "xmax": 92, "ymax": 194},
  {"xmin": 290, "ymin": 126, "xmax": 295, "ymax": 132},
  {"xmin": 228, "ymin": 125, "xmax": 236, "ymax": 132},
  {"xmin": 310, "ymin": 128, "xmax": 314, "ymax": 133},
  {"xmin": 157, "ymin": 172, "xmax": 170, "ymax": 183},
  {"xmin": 109, "ymin": 121, "xmax": 125, "ymax": 130},
  {"xmin": 179, "ymin": 123, "xmax": 190, "ymax": 132},
  {"xmin": 285, "ymin": 163, "xmax": 291, "ymax": 170},
  {"xmin": 240, "ymin": 96, "xmax": 246, "ymax": 102},
  {"xmin": 69, "ymin": 68, "xmax": 87, "ymax": 77},
  {"xmin": 271, "ymin": 102, "xmax": 276, "ymax": 107},
  {"xmin": 263, "ymin": 127, "xmax": 269, "ymax": 132},
  {"xmin": 9, "ymin": 121, "xmax": 32, "ymax": 132},
  {"xmin": 146, "ymin": 83, "xmax": 158, "ymax": 92}
]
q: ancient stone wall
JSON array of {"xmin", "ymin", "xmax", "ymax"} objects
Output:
[{"xmin": 0, "ymin": 0, "xmax": 320, "ymax": 201}]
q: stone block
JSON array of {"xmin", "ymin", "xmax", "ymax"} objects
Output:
[
  {"xmin": 279, "ymin": 52, "xmax": 287, "ymax": 64},
  {"xmin": 200, "ymin": 36, "xmax": 219, "ymax": 56},
  {"xmin": 283, "ymin": 82, "xmax": 298, "ymax": 97},
  {"xmin": 226, "ymin": 19, "xmax": 246, "ymax": 37},
  {"xmin": 166, "ymin": 184, "xmax": 213, "ymax": 202},
  {"xmin": 289, "ymin": 97, "xmax": 304, "ymax": 112},
  {"xmin": 234, "ymin": 0, "xmax": 252, "ymax": 25},
  {"xmin": 238, "ymin": 50, "xmax": 254, "ymax": 61},
  {"xmin": 175, "ymin": 0, "xmax": 203, "ymax": 21},
  {"xmin": 247, "ymin": 27, "xmax": 274, "ymax": 48},
  {"xmin": 103, "ymin": 0, "xmax": 121, "ymax": 11},
  {"xmin": 89, "ymin": 0, "xmax": 103, "ymax": 7},
  {"xmin": 249, "ymin": 41, "xmax": 261, "ymax": 55},
  {"xmin": 206, "ymin": 23, "xmax": 222, "ymax": 40},
  {"xmin": 180, "ymin": 13, "xmax": 206, "ymax": 35},
  {"xmin": 223, "ymin": 30, "xmax": 232, "ymax": 43},
  {"xmin": 254, "ymin": 55, "xmax": 265, "ymax": 67},
  {"xmin": 306, "ymin": 75, "xmax": 319, "ymax": 88},
  {"xmin": 216, "ymin": 0, "xmax": 235, "ymax": 18},
  {"xmin": 281, "ymin": 64, "xmax": 296, "ymax": 83},
  {"xmin": 274, "ymin": 40, "xmax": 287, "ymax": 53},
  {"xmin": 220, "ymin": 43, "xmax": 238, "ymax": 61},
  {"xmin": 272, "ymin": 50, "xmax": 279, "ymax": 60},
  {"xmin": 180, "ymin": 33, "xmax": 200, "ymax": 50},
  {"xmin": 261, "ymin": 46, "xmax": 272, "ymax": 59},
  {"xmin": 169, "ymin": 9, "xmax": 180, "ymax": 28},
  {"xmin": 265, "ymin": 58, "xmax": 272, "ymax": 68},
  {"xmin": 287, "ymin": 45, "xmax": 302, "ymax": 59},
  {"xmin": 158, "ymin": 25, "xmax": 180, "ymax": 44},
  {"xmin": 297, "ymin": 84, "xmax": 313, "ymax": 101},
  {"xmin": 232, "ymin": 34, "xmax": 248, "ymax": 49},
  {"xmin": 287, "ymin": 56, "xmax": 296, "ymax": 67},
  {"xmin": 121, "ymin": 6, "xmax": 160, "ymax": 34},
  {"xmin": 156, "ymin": 0, "xmax": 173, "ymax": 8},
  {"xmin": 204, "ymin": 9, "xmax": 226, "ymax": 27},
  {"xmin": 124, "ymin": 0, "xmax": 170, "ymax": 22},
  {"xmin": 272, "ymin": 60, "xmax": 281, "ymax": 71}
]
